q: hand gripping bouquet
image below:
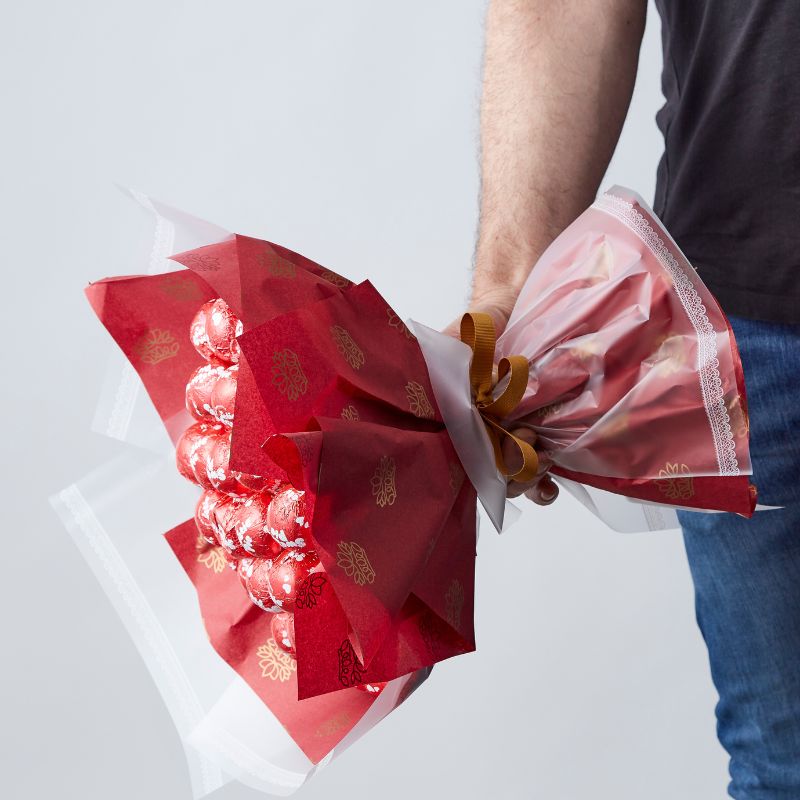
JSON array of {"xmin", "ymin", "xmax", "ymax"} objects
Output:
[{"xmin": 53, "ymin": 186, "xmax": 756, "ymax": 796}]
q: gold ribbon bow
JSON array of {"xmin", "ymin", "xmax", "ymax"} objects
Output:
[{"xmin": 460, "ymin": 312, "xmax": 539, "ymax": 483}]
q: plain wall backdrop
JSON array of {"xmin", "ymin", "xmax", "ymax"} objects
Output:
[{"xmin": 3, "ymin": 2, "xmax": 730, "ymax": 798}]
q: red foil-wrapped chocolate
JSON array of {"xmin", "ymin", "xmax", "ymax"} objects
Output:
[
  {"xmin": 211, "ymin": 496, "xmax": 250, "ymax": 560},
  {"xmin": 230, "ymin": 493, "xmax": 284, "ymax": 559},
  {"xmin": 245, "ymin": 558, "xmax": 283, "ymax": 613},
  {"xmin": 236, "ymin": 556, "xmax": 255, "ymax": 586},
  {"xmin": 190, "ymin": 428, "xmax": 223, "ymax": 491},
  {"xmin": 266, "ymin": 487, "xmax": 310, "ymax": 550},
  {"xmin": 207, "ymin": 434, "xmax": 242, "ymax": 494},
  {"xmin": 194, "ymin": 489, "xmax": 225, "ymax": 544},
  {"xmin": 189, "ymin": 303, "xmax": 217, "ymax": 363},
  {"xmin": 185, "ymin": 363, "xmax": 226, "ymax": 422},
  {"xmin": 180, "ymin": 302, "xmax": 320, "ymax": 619},
  {"xmin": 190, "ymin": 299, "xmax": 242, "ymax": 365},
  {"xmin": 209, "ymin": 364, "xmax": 237, "ymax": 427},
  {"xmin": 264, "ymin": 550, "xmax": 320, "ymax": 613},
  {"xmin": 175, "ymin": 422, "xmax": 223, "ymax": 486},
  {"xmin": 205, "ymin": 298, "xmax": 243, "ymax": 364},
  {"xmin": 270, "ymin": 612, "xmax": 296, "ymax": 656}
]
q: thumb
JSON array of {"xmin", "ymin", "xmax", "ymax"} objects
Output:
[
  {"xmin": 442, "ymin": 316, "xmax": 463, "ymax": 340},
  {"xmin": 443, "ymin": 300, "xmax": 513, "ymax": 340}
]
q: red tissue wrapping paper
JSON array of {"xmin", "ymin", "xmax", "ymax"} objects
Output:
[
  {"xmin": 83, "ymin": 185, "xmax": 755, "ymax": 776},
  {"xmin": 85, "ymin": 235, "xmax": 477, "ymax": 765}
]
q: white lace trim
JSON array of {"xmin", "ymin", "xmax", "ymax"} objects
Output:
[
  {"xmin": 593, "ymin": 193, "xmax": 739, "ymax": 476},
  {"xmin": 129, "ymin": 188, "xmax": 177, "ymax": 275},
  {"xmin": 106, "ymin": 360, "xmax": 139, "ymax": 440}
]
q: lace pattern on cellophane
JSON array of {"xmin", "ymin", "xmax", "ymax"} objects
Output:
[{"xmin": 594, "ymin": 193, "xmax": 739, "ymax": 477}]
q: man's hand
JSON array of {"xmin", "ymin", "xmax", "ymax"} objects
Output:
[
  {"xmin": 441, "ymin": 285, "xmax": 519, "ymax": 339},
  {"xmin": 500, "ymin": 425, "xmax": 559, "ymax": 505},
  {"xmin": 447, "ymin": 0, "xmax": 646, "ymax": 506}
]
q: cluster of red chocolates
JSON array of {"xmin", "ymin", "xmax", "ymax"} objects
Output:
[{"xmin": 175, "ymin": 298, "xmax": 320, "ymax": 659}]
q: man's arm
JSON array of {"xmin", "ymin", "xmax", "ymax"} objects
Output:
[
  {"xmin": 471, "ymin": 0, "xmax": 647, "ymax": 322},
  {"xmin": 459, "ymin": 0, "xmax": 647, "ymax": 504}
]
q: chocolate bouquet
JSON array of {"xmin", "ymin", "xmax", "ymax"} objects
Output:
[{"xmin": 54, "ymin": 186, "xmax": 756, "ymax": 796}]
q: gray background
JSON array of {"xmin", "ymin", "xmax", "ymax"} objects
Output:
[{"xmin": 3, "ymin": 1, "xmax": 729, "ymax": 798}]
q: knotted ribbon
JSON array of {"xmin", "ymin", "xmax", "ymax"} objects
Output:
[{"xmin": 460, "ymin": 312, "xmax": 539, "ymax": 483}]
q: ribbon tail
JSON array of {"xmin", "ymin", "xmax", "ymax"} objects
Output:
[{"xmin": 481, "ymin": 416, "xmax": 539, "ymax": 483}]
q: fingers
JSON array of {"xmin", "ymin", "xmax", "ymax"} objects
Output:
[
  {"xmin": 508, "ymin": 473, "xmax": 558, "ymax": 504},
  {"xmin": 503, "ymin": 426, "xmax": 558, "ymax": 505},
  {"xmin": 468, "ymin": 286, "xmax": 520, "ymax": 332},
  {"xmin": 524, "ymin": 474, "xmax": 559, "ymax": 506},
  {"xmin": 507, "ymin": 465, "xmax": 556, "ymax": 503},
  {"xmin": 442, "ymin": 318, "xmax": 462, "ymax": 340}
]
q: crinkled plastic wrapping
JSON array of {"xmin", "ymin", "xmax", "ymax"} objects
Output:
[
  {"xmin": 506, "ymin": 188, "xmax": 750, "ymax": 475},
  {"xmin": 413, "ymin": 187, "xmax": 755, "ymax": 532},
  {"xmin": 52, "ymin": 191, "xmax": 433, "ymax": 797}
]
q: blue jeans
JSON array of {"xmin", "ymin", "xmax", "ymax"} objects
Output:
[{"xmin": 678, "ymin": 314, "xmax": 800, "ymax": 799}]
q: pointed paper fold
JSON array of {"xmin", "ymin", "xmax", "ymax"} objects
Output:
[{"xmin": 235, "ymin": 279, "xmax": 468, "ymax": 672}]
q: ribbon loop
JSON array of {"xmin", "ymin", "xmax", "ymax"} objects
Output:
[
  {"xmin": 459, "ymin": 312, "xmax": 496, "ymax": 404},
  {"xmin": 460, "ymin": 313, "xmax": 539, "ymax": 483}
]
